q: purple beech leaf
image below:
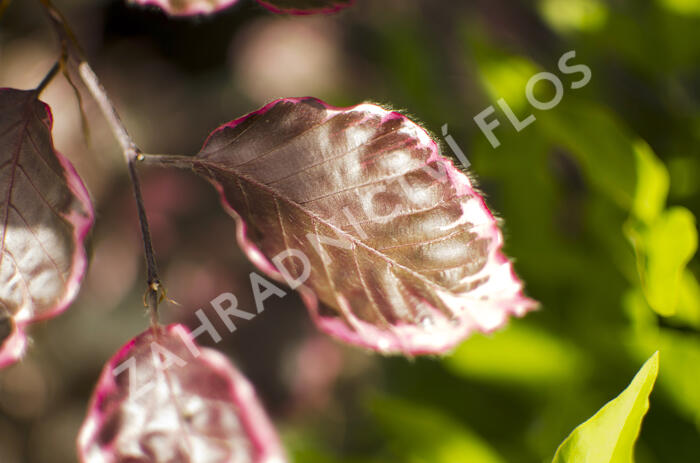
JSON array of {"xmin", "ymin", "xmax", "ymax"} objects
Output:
[
  {"xmin": 255, "ymin": 0, "xmax": 354, "ymax": 14},
  {"xmin": 0, "ymin": 88, "xmax": 93, "ymax": 368},
  {"xmin": 127, "ymin": 0, "xmax": 352, "ymax": 16},
  {"xmin": 179, "ymin": 97, "xmax": 537, "ymax": 355},
  {"xmin": 78, "ymin": 324, "xmax": 287, "ymax": 463},
  {"xmin": 127, "ymin": 0, "xmax": 239, "ymax": 16}
]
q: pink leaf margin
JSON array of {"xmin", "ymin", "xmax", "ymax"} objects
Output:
[
  {"xmin": 0, "ymin": 92, "xmax": 94, "ymax": 368},
  {"xmin": 128, "ymin": 0, "xmax": 353, "ymax": 16},
  {"xmin": 201, "ymin": 97, "xmax": 537, "ymax": 356},
  {"xmin": 77, "ymin": 324, "xmax": 287, "ymax": 463},
  {"xmin": 128, "ymin": 0, "xmax": 237, "ymax": 16},
  {"xmin": 255, "ymin": 0, "xmax": 355, "ymax": 15}
]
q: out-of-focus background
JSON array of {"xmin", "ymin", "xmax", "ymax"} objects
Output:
[{"xmin": 1, "ymin": 0, "xmax": 699, "ymax": 461}]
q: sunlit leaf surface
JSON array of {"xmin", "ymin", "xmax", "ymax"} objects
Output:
[
  {"xmin": 78, "ymin": 324, "xmax": 287, "ymax": 463},
  {"xmin": 626, "ymin": 208, "xmax": 698, "ymax": 317},
  {"xmin": 128, "ymin": 0, "xmax": 239, "ymax": 16},
  {"xmin": 256, "ymin": 0, "xmax": 354, "ymax": 14},
  {"xmin": 173, "ymin": 97, "xmax": 536, "ymax": 355},
  {"xmin": 128, "ymin": 0, "xmax": 352, "ymax": 16},
  {"xmin": 552, "ymin": 352, "xmax": 659, "ymax": 463},
  {"xmin": 0, "ymin": 88, "xmax": 93, "ymax": 368},
  {"xmin": 630, "ymin": 141, "xmax": 669, "ymax": 226}
]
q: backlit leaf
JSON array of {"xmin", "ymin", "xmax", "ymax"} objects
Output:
[
  {"xmin": 163, "ymin": 97, "xmax": 536, "ymax": 355},
  {"xmin": 127, "ymin": 0, "xmax": 353, "ymax": 16},
  {"xmin": 127, "ymin": 0, "xmax": 239, "ymax": 16},
  {"xmin": 626, "ymin": 207, "xmax": 698, "ymax": 317},
  {"xmin": 78, "ymin": 324, "xmax": 287, "ymax": 463},
  {"xmin": 0, "ymin": 88, "xmax": 93, "ymax": 368},
  {"xmin": 626, "ymin": 307, "xmax": 700, "ymax": 432},
  {"xmin": 630, "ymin": 140, "xmax": 669, "ymax": 225},
  {"xmin": 674, "ymin": 270, "xmax": 700, "ymax": 328},
  {"xmin": 256, "ymin": 0, "xmax": 354, "ymax": 14},
  {"xmin": 552, "ymin": 352, "xmax": 659, "ymax": 463}
]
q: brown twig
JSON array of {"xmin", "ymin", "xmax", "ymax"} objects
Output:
[
  {"xmin": 78, "ymin": 63, "xmax": 163, "ymax": 325},
  {"xmin": 39, "ymin": 0, "xmax": 164, "ymax": 325},
  {"xmin": 35, "ymin": 61, "xmax": 60, "ymax": 95}
]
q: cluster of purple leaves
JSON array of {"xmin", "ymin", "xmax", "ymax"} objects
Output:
[{"xmin": 0, "ymin": 1, "xmax": 536, "ymax": 461}]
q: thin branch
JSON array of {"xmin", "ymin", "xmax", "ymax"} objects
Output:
[
  {"xmin": 129, "ymin": 158, "xmax": 162, "ymax": 327},
  {"xmin": 78, "ymin": 63, "xmax": 137, "ymax": 159},
  {"xmin": 78, "ymin": 63, "xmax": 163, "ymax": 324},
  {"xmin": 127, "ymin": 158, "xmax": 159, "ymax": 286},
  {"xmin": 39, "ymin": 0, "xmax": 164, "ymax": 324},
  {"xmin": 35, "ymin": 61, "xmax": 60, "ymax": 95}
]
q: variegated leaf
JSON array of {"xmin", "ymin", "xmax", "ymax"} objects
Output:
[
  {"xmin": 157, "ymin": 97, "xmax": 536, "ymax": 355},
  {"xmin": 0, "ymin": 88, "xmax": 93, "ymax": 368},
  {"xmin": 128, "ymin": 0, "xmax": 239, "ymax": 16},
  {"xmin": 256, "ymin": 0, "xmax": 354, "ymax": 14},
  {"xmin": 78, "ymin": 324, "xmax": 286, "ymax": 463},
  {"xmin": 127, "ymin": 0, "xmax": 352, "ymax": 16}
]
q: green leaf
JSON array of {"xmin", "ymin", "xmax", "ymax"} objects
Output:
[
  {"xmin": 631, "ymin": 140, "xmax": 669, "ymax": 225},
  {"xmin": 628, "ymin": 207, "xmax": 698, "ymax": 317},
  {"xmin": 625, "ymin": 296, "xmax": 700, "ymax": 431},
  {"xmin": 634, "ymin": 330, "xmax": 700, "ymax": 432},
  {"xmin": 552, "ymin": 352, "xmax": 659, "ymax": 463},
  {"xmin": 674, "ymin": 270, "xmax": 700, "ymax": 328}
]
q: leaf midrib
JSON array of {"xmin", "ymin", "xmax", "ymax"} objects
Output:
[{"xmin": 194, "ymin": 157, "xmax": 462, "ymax": 314}]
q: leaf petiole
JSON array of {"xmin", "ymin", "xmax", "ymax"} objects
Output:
[
  {"xmin": 140, "ymin": 154, "xmax": 195, "ymax": 169},
  {"xmin": 34, "ymin": 61, "xmax": 60, "ymax": 96}
]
